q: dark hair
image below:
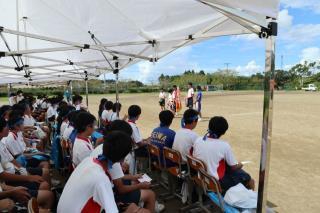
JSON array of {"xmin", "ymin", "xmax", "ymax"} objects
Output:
[
  {"xmin": 105, "ymin": 120, "xmax": 133, "ymax": 136},
  {"xmin": 8, "ymin": 110, "xmax": 23, "ymax": 129},
  {"xmin": 197, "ymin": 85, "xmax": 202, "ymax": 91},
  {"xmin": 68, "ymin": 110, "xmax": 80, "ymax": 125},
  {"xmin": 72, "ymin": 95, "xmax": 83, "ymax": 103},
  {"xmin": 17, "ymin": 90, "xmax": 23, "ymax": 95},
  {"xmin": 102, "ymin": 131, "xmax": 132, "ymax": 163},
  {"xmin": 188, "ymin": 82, "xmax": 193, "ymax": 86},
  {"xmin": 159, "ymin": 110, "xmax": 174, "ymax": 126},
  {"xmin": 9, "ymin": 93, "xmax": 16, "ymax": 97},
  {"xmin": 173, "ymin": 85, "xmax": 177, "ymax": 89},
  {"xmin": 0, "ymin": 117, "xmax": 7, "ymax": 132},
  {"xmin": 10, "ymin": 104, "xmax": 24, "ymax": 117},
  {"xmin": 208, "ymin": 116, "xmax": 229, "ymax": 138},
  {"xmin": 98, "ymin": 98, "xmax": 108, "ymax": 117},
  {"xmin": 74, "ymin": 112, "xmax": 96, "ymax": 133},
  {"xmin": 128, "ymin": 105, "xmax": 141, "ymax": 119},
  {"xmin": 105, "ymin": 101, "xmax": 113, "ymax": 111},
  {"xmin": 168, "ymin": 89, "xmax": 173, "ymax": 93},
  {"xmin": 0, "ymin": 105, "xmax": 12, "ymax": 118},
  {"xmin": 112, "ymin": 103, "xmax": 122, "ymax": 113},
  {"xmin": 183, "ymin": 109, "xmax": 198, "ymax": 124}
]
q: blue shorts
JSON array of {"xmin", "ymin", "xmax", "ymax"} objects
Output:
[{"xmin": 114, "ymin": 180, "xmax": 141, "ymax": 205}]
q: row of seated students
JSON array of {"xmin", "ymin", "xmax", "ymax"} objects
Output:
[{"xmin": 0, "ymin": 99, "xmax": 56, "ymax": 212}]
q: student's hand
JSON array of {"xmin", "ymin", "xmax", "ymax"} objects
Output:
[
  {"xmin": 9, "ymin": 186, "xmax": 30, "ymax": 203},
  {"xmin": 27, "ymin": 175, "xmax": 44, "ymax": 183},
  {"xmin": 138, "ymin": 181, "xmax": 151, "ymax": 189},
  {"xmin": 132, "ymin": 174, "xmax": 143, "ymax": 180}
]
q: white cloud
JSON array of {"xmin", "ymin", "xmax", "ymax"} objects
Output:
[
  {"xmin": 280, "ymin": 24, "xmax": 320, "ymax": 43},
  {"xmin": 235, "ymin": 60, "xmax": 262, "ymax": 76},
  {"xmin": 282, "ymin": 0, "xmax": 320, "ymax": 14},
  {"xmin": 300, "ymin": 47, "xmax": 320, "ymax": 62},
  {"xmin": 278, "ymin": 9, "xmax": 293, "ymax": 30}
]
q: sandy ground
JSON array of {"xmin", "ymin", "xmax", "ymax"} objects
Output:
[{"xmin": 1, "ymin": 91, "xmax": 319, "ymax": 212}]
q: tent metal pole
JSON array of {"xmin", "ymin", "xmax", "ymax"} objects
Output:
[
  {"xmin": 16, "ymin": 0, "xmax": 20, "ymax": 66},
  {"xmin": 115, "ymin": 72, "xmax": 119, "ymax": 117},
  {"xmin": 257, "ymin": 35, "xmax": 275, "ymax": 213},
  {"xmin": 85, "ymin": 79, "xmax": 89, "ymax": 109},
  {"xmin": 70, "ymin": 81, "xmax": 73, "ymax": 97}
]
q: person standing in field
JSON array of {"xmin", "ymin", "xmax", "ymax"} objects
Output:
[
  {"xmin": 175, "ymin": 86, "xmax": 182, "ymax": 114},
  {"xmin": 195, "ymin": 85, "xmax": 203, "ymax": 120},
  {"xmin": 167, "ymin": 89, "xmax": 175, "ymax": 114},
  {"xmin": 158, "ymin": 88, "xmax": 166, "ymax": 111},
  {"xmin": 186, "ymin": 82, "xmax": 194, "ymax": 109},
  {"xmin": 172, "ymin": 85, "xmax": 178, "ymax": 116}
]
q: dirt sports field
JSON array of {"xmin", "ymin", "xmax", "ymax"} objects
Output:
[{"xmin": 2, "ymin": 91, "xmax": 319, "ymax": 212}]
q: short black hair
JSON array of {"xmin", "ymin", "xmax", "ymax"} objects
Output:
[
  {"xmin": 99, "ymin": 98, "xmax": 108, "ymax": 117},
  {"xmin": 208, "ymin": 116, "xmax": 229, "ymax": 138},
  {"xmin": 159, "ymin": 110, "xmax": 174, "ymax": 126},
  {"xmin": 17, "ymin": 90, "xmax": 23, "ymax": 95},
  {"xmin": 112, "ymin": 103, "xmax": 122, "ymax": 113},
  {"xmin": 173, "ymin": 85, "xmax": 177, "ymax": 88},
  {"xmin": 105, "ymin": 101, "xmax": 114, "ymax": 111},
  {"xmin": 10, "ymin": 104, "xmax": 24, "ymax": 117},
  {"xmin": 168, "ymin": 89, "xmax": 173, "ymax": 93},
  {"xmin": 102, "ymin": 131, "xmax": 132, "ymax": 163},
  {"xmin": 0, "ymin": 105, "xmax": 12, "ymax": 118},
  {"xmin": 188, "ymin": 82, "xmax": 193, "ymax": 86},
  {"xmin": 105, "ymin": 120, "xmax": 133, "ymax": 136},
  {"xmin": 183, "ymin": 109, "xmax": 198, "ymax": 124},
  {"xmin": 197, "ymin": 85, "xmax": 202, "ymax": 90},
  {"xmin": 74, "ymin": 112, "xmax": 96, "ymax": 133},
  {"xmin": 0, "ymin": 117, "xmax": 7, "ymax": 132},
  {"xmin": 8, "ymin": 110, "xmax": 23, "ymax": 129},
  {"xmin": 128, "ymin": 105, "xmax": 141, "ymax": 118},
  {"xmin": 72, "ymin": 95, "xmax": 83, "ymax": 103}
]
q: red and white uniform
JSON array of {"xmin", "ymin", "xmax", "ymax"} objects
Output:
[
  {"xmin": 193, "ymin": 137, "xmax": 238, "ymax": 180},
  {"xmin": 4, "ymin": 131, "xmax": 26, "ymax": 157},
  {"xmin": 72, "ymin": 136, "xmax": 94, "ymax": 167},
  {"xmin": 57, "ymin": 157, "xmax": 118, "ymax": 213}
]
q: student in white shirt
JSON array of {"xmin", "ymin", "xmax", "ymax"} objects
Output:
[
  {"xmin": 72, "ymin": 112, "xmax": 96, "ymax": 167},
  {"xmin": 0, "ymin": 117, "xmax": 54, "ymax": 210},
  {"xmin": 172, "ymin": 109, "xmax": 199, "ymax": 163},
  {"xmin": 101, "ymin": 101, "xmax": 114, "ymax": 126},
  {"xmin": 16, "ymin": 90, "xmax": 24, "ymax": 103},
  {"xmin": 58, "ymin": 131, "xmax": 149, "ymax": 213},
  {"xmin": 72, "ymin": 94, "xmax": 87, "ymax": 111},
  {"xmin": 158, "ymin": 89, "xmax": 166, "ymax": 111},
  {"xmin": 46, "ymin": 99, "xmax": 58, "ymax": 122},
  {"xmin": 110, "ymin": 103, "xmax": 127, "ymax": 122},
  {"xmin": 193, "ymin": 116, "xmax": 254, "ymax": 191},
  {"xmin": 91, "ymin": 120, "xmax": 160, "ymax": 213},
  {"xmin": 186, "ymin": 82, "xmax": 195, "ymax": 109},
  {"xmin": 8, "ymin": 93, "xmax": 17, "ymax": 106}
]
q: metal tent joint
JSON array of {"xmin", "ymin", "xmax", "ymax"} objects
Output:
[{"xmin": 259, "ymin": 22, "xmax": 277, "ymax": 39}]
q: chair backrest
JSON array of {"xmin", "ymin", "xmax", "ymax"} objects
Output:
[
  {"xmin": 198, "ymin": 168, "xmax": 222, "ymax": 193},
  {"xmin": 186, "ymin": 155, "xmax": 207, "ymax": 187},
  {"xmin": 163, "ymin": 147, "xmax": 183, "ymax": 177},
  {"xmin": 147, "ymin": 143, "xmax": 162, "ymax": 170}
]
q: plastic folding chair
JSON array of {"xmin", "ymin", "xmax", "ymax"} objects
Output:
[{"xmin": 198, "ymin": 168, "xmax": 240, "ymax": 213}]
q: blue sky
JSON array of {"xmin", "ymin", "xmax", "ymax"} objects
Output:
[{"xmin": 107, "ymin": 0, "xmax": 320, "ymax": 84}]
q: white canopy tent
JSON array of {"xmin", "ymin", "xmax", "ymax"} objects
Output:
[{"xmin": 0, "ymin": 0, "xmax": 279, "ymax": 212}]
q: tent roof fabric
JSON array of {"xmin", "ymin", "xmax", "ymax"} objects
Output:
[{"xmin": 0, "ymin": 0, "xmax": 280, "ymax": 84}]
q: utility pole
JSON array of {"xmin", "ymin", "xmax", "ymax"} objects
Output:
[{"xmin": 224, "ymin": 62, "xmax": 231, "ymax": 72}]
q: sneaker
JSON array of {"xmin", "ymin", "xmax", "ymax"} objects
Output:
[
  {"xmin": 155, "ymin": 201, "xmax": 165, "ymax": 213},
  {"xmin": 28, "ymin": 198, "xmax": 39, "ymax": 213}
]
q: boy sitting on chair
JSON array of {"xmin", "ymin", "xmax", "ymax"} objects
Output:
[{"xmin": 193, "ymin": 116, "xmax": 255, "ymax": 191}]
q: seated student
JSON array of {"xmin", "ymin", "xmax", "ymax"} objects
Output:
[
  {"xmin": 72, "ymin": 112, "xmax": 96, "ymax": 167},
  {"xmin": 101, "ymin": 100, "xmax": 113, "ymax": 126},
  {"xmin": 4, "ymin": 112, "xmax": 50, "ymax": 170},
  {"xmin": 193, "ymin": 116, "xmax": 255, "ymax": 191},
  {"xmin": 72, "ymin": 94, "xmax": 86, "ymax": 111},
  {"xmin": 0, "ymin": 105, "xmax": 12, "ymax": 121},
  {"xmin": 150, "ymin": 110, "xmax": 176, "ymax": 167},
  {"xmin": 110, "ymin": 103, "xmax": 127, "ymax": 122},
  {"xmin": 172, "ymin": 109, "xmax": 199, "ymax": 163},
  {"xmin": 46, "ymin": 98, "xmax": 59, "ymax": 122},
  {"xmin": 57, "ymin": 105, "xmax": 75, "ymax": 136},
  {"xmin": 0, "ymin": 117, "xmax": 54, "ymax": 210},
  {"xmin": 58, "ymin": 131, "xmax": 150, "ymax": 213},
  {"xmin": 98, "ymin": 98, "xmax": 108, "ymax": 123},
  {"xmin": 91, "ymin": 120, "xmax": 162, "ymax": 213}
]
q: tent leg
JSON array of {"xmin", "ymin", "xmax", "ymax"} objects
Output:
[
  {"xmin": 115, "ymin": 72, "xmax": 120, "ymax": 117},
  {"xmin": 70, "ymin": 81, "xmax": 73, "ymax": 97},
  {"xmin": 257, "ymin": 35, "xmax": 275, "ymax": 213},
  {"xmin": 85, "ymin": 79, "xmax": 89, "ymax": 109}
]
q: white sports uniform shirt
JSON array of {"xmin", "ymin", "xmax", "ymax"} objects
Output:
[
  {"xmin": 8, "ymin": 97, "xmax": 16, "ymax": 106},
  {"xmin": 128, "ymin": 121, "xmax": 142, "ymax": 144},
  {"xmin": 109, "ymin": 112, "xmax": 119, "ymax": 122},
  {"xmin": 46, "ymin": 105, "xmax": 57, "ymax": 119},
  {"xmin": 159, "ymin": 92, "xmax": 166, "ymax": 99},
  {"xmin": 4, "ymin": 131, "xmax": 26, "ymax": 157},
  {"xmin": 187, "ymin": 88, "xmax": 194, "ymax": 98},
  {"xmin": 101, "ymin": 110, "xmax": 113, "ymax": 122},
  {"xmin": 193, "ymin": 137, "xmax": 238, "ymax": 180},
  {"xmin": 172, "ymin": 128, "xmax": 199, "ymax": 162},
  {"xmin": 0, "ymin": 139, "xmax": 15, "ymax": 174},
  {"xmin": 57, "ymin": 157, "xmax": 118, "ymax": 213},
  {"xmin": 90, "ymin": 144, "xmax": 124, "ymax": 181},
  {"xmin": 62, "ymin": 125, "xmax": 74, "ymax": 141},
  {"xmin": 23, "ymin": 115, "xmax": 36, "ymax": 126},
  {"xmin": 60, "ymin": 121, "xmax": 69, "ymax": 136},
  {"xmin": 72, "ymin": 136, "xmax": 94, "ymax": 167}
]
